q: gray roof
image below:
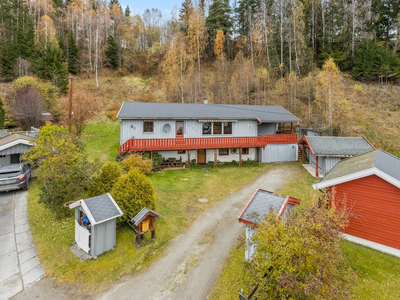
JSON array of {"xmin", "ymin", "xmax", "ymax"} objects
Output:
[
  {"xmin": 131, "ymin": 207, "xmax": 161, "ymax": 226},
  {"xmin": 239, "ymin": 190, "xmax": 286, "ymax": 224},
  {"xmin": 321, "ymin": 149, "xmax": 400, "ymax": 183},
  {"xmin": 117, "ymin": 102, "xmax": 301, "ymax": 123},
  {"xmin": 84, "ymin": 194, "xmax": 123, "ymax": 224},
  {"xmin": 303, "ymin": 136, "xmax": 374, "ymax": 156}
]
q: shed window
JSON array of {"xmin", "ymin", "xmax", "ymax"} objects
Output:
[
  {"xmin": 219, "ymin": 148, "xmax": 229, "ymax": 155},
  {"xmin": 223, "ymin": 122, "xmax": 232, "ymax": 134},
  {"xmin": 143, "ymin": 121, "xmax": 154, "ymax": 133},
  {"xmin": 213, "ymin": 122, "xmax": 222, "ymax": 134},
  {"xmin": 142, "ymin": 219, "xmax": 150, "ymax": 232},
  {"xmin": 242, "ymin": 148, "xmax": 249, "ymax": 155},
  {"xmin": 203, "ymin": 122, "xmax": 212, "ymax": 135}
]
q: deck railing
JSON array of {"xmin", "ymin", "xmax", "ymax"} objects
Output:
[{"xmin": 118, "ymin": 134, "xmax": 298, "ymax": 153}]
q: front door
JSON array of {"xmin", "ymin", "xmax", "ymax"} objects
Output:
[{"xmin": 197, "ymin": 149, "xmax": 206, "ymax": 164}]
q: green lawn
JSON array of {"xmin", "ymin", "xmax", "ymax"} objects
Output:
[
  {"xmin": 27, "ymin": 123, "xmax": 276, "ymax": 291},
  {"xmin": 209, "ymin": 164, "xmax": 400, "ymax": 299}
]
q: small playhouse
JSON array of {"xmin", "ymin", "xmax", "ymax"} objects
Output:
[
  {"xmin": 69, "ymin": 193, "xmax": 123, "ymax": 258},
  {"xmin": 128, "ymin": 207, "xmax": 162, "ymax": 247},
  {"xmin": 238, "ymin": 189, "xmax": 301, "ymax": 261}
]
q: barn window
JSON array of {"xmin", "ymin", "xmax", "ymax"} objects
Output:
[
  {"xmin": 223, "ymin": 122, "xmax": 232, "ymax": 134},
  {"xmin": 242, "ymin": 148, "xmax": 249, "ymax": 155},
  {"xmin": 219, "ymin": 148, "xmax": 229, "ymax": 155},
  {"xmin": 142, "ymin": 219, "xmax": 150, "ymax": 232},
  {"xmin": 202, "ymin": 122, "xmax": 212, "ymax": 135},
  {"xmin": 143, "ymin": 120, "xmax": 154, "ymax": 133},
  {"xmin": 213, "ymin": 122, "xmax": 222, "ymax": 134}
]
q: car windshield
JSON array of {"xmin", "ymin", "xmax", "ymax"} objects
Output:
[{"xmin": 0, "ymin": 171, "xmax": 21, "ymax": 179}]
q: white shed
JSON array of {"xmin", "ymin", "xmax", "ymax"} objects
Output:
[{"xmin": 69, "ymin": 193, "xmax": 123, "ymax": 258}]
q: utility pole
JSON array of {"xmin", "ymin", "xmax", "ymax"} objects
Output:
[{"xmin": 68, "ymin": 74, "xmax": 73, "ymax": 134}]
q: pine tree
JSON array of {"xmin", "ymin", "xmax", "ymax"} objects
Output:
[
  {"xmin": 125, "ymin": 5, "xmax": 131, "ymax": 17},
  {"xmin": 67, "ymin": 31, "xmax": 80, "ymax": 74},
  {"xmin": 206, "ymin": 0, "xmax": 232, "ymax": 38},
  {"xmin": 0, "ymin": 97, "xmax": 5, "ymax": 130},
  {"xmin": 105, "ymin": 35, "xmax": 119, "ymax": 69},
  {"xmin": 108, "ymin": 0, "xmax": 121, "ymax": 11},
  {"xmin": 235, "ymin": 0, "xmax": 259, "ymax": 36},
  {"xmin": 36, "ymin": 42, "xmax": 68, "ymax": 91},
  {"xmin": 179, "ymin": 0, "xmax": 193, "ymax": 34}
]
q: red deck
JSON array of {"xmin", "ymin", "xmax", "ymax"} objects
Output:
[{"xmin": 118, "ymin": 134, "xmax": 298, "ymax": 153}]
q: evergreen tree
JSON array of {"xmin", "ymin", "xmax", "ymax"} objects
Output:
[
  {"xmin": 234, "ymin": 0, "xmax": 259, "ymax": 36},
  {"xmin": 36, "ymin": 42, "xmax": 68, "ymax": 91},
  {"xmin": 199, "ymin": 0, "xmax": 206, "ymax": 14},
  {"xmin": 67, "ymin": 31, "xmax": 80, "ymax": 74},
  {"xmin": 0, "ymin": 97, "xmax": 5, "ymax": 130},
  {"xmin": 108, "ymin": 0, "xmax": 121, "ymax": 11},
  {"xmin": 206, "ymin": 0, "xmax": 232, "ymax": 38},
  {"xmin": 179, "ymin": 0, "xmax": 193, "ymax": 34},
  {"xmin": 105, "ymin": 35, "xmax": 119, "ymax": 69},
  {"xmin": 125, "ymin": 5, "xmax": 131, "ymax": 17}
]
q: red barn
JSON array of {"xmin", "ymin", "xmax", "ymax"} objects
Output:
[{"xmin": 313, "ymin": 149, "xmax": 400, "ymax": 257}]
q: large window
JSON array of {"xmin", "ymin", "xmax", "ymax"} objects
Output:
[
  {"xmin": 203, "ymin": 122, "xmax": 212, "ymax": 135},
  {"xmin": 223, "ymin": 122, "xmax": 232, "ymax": 134},
  {"xmin": 143, "ymin": 120, "xmax": 154, "ymax": 133},
  {"xmin": 219, "ymin": 148, "xmax": 229, "ymax": 155},
  {"xmin": 176, "ymin": 121, "xmax": 184, "ymax": 137},
  {"xmin": 213, "ymin": 122, "xmax": 222, "ymax": 134}
]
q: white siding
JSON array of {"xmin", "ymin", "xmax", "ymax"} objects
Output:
[
  {"xmin": 262, "ymin": 144, "xmax": 297, "ymax": 163},
  {"xmin": 0, "ymin": 155, "xmax": 10, "ymax": 165},
  {"xmin": 245, "ymin": 225, "xmax": 257, "ymax": 261},
  {"xmin": 120, "ymin": 119, "xmax": 259, "ymax": 145},
  {"xmin": 325, "ymin": 157, "xmax": 340, "ymax": 175},
  {"xmin": 0, "ymin": 144, "xmax": 31, "ymax": 156},
  {"xmin": 258, "ymin": 123, "xmax": 278, "ymax": 135}
]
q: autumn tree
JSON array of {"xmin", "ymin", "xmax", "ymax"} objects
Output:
[
  {"xmin": 214, "ymin": 30, "xmax": 225, "ymax": 58},
  {"xmin": 13, "ymin": 86, "xmax": 44, "ymax": 130},
  {"xmin": 251, "ymin": 200, "xmax": 355, "ymax": 299},
  {"xmin": 0, "ymin": 97, "xmax": 5, "ymax": 129},
  {"xmin": 88, "ymin": 162, "xmax": 121, "ymax": 197},
  {"xmin": 22, "ymin": 124, "xmax": 100, "ymax": 218}
]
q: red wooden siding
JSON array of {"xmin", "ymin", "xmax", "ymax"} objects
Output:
[
  {"xmin": 331, "ymin": 175, "xmax": 400, "ymax": 249},
  {"xmin": 118, "ymin": 134, "xmax": 298, "ymax": 153}
]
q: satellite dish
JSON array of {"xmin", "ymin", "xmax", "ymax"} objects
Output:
[{"xmin": 163, "ymin": 123, "xmax": 171, "ymax": 132}]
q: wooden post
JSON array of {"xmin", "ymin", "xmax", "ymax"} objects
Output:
[
  {"xmin": 214, "ymin": 149, "xmax": 217, "ymax": 168},
  {"xmin": 259, "ymin": 148, "xmax": 262, "ymax": 165},
  {"xmin": 239, "ymin": 148, "xmax": 242, "ymax": 167},
  {"xmin": 150, "ymin": 151, "xmax": 153, "ymax": 161},
  {"xmin": 151, "ymin": 230, "xmax": 155, "ymax": 239},
  {"xmin": 187, "ymin": 150, "xmax": 191, "ymax": 168},
  {"xmin": 68, "ymin": 74, "xmax": 73, "ymax": 135},
  {"xmin": 291, "ymin": 122, "xmax": 293, "ymax": 133},
  {"xmin": 302, "ymin": 145, "xmax": 305, "ymax": 164},
  {"xmin": 316, "ymin": 156, "xmax": 319, "ymax": 177},
  {"xmin": 136, "ymin": 234, "xmax": 141, "ymax": 248}
]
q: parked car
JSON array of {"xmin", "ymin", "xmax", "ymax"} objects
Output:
[{"xmin": 0, "ymin": 163, "xmax": 31, "ymax": 192}]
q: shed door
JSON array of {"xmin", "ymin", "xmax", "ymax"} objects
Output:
[{"xmin": 198, "ymin": 150, "xmax": 206, "ymax": 164}]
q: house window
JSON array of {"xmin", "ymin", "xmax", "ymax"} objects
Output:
[
  {"xmin": 176, "ymin": 121, "xmax": 184, "ymax": 137},
  {"xmin": 242, "ymin": 148, "xmax": 249, "ymax": 155},
  {"xmin": 178, "ymin": 150, "xmax": 186, "ymax": 154},
  {"xmin": 213, "ymin": 122, "xmax": 222, "ymax": 134},
  {"xmin": 219, "ymin": 148, "xmax": 229, "ymax": 155},
  {"xmin": 203, "ymin": 122, "xmax": 212, "ymax": 135},
  {"xmin": 223, "ymin": 122, "xmax": 232, "ymax": 134},
  {"xmin": 143, "ymin": 120, "xmax": 154, "ymax": 133}
]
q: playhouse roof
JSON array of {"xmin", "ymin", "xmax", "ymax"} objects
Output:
[
  {"xmin": 117, "ymin": 102, "xmax": 301, "ymax": 123},
  {"xmin": 131, "ymin": 207, "xmax": 161, "ymax": 226},
  {"xmin": 70, "ymin": 193, "xmax": 123, "ymax": 225},
  {"xmin": 238, "ymin": 189, "xmax": 301, "ymax": 226}
]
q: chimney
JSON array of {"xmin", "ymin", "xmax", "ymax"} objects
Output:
[{"xmin": 203, "ymin": 97, "xmax": 208, "ymax": 104}]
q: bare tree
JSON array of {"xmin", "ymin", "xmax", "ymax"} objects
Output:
[{"xmin": 14, "ymin": 87, "xmax": 44, "ymax": 130}]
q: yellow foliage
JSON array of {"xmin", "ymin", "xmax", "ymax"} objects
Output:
[
  {"xmin": 121, "ymin": 153, "xmax": 153, "ymax": 175},
  {"xmin": 354, "ymin": 84, "xmax": 365, "ymax": 94},
  {"xmin": 36, "ymin": 15, "xmax": 58, "ymax": 49},
  {"xmin": 214, "ymin": 30, "xmax": 225, "ymax": 59}
]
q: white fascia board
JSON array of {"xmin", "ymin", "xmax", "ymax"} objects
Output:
[
  {"xmin": 116, "ymin": 101, "xmax": 125, "ymax": 120},
  {"xmin": 312, "ymin": 167, "xmax": 400, "ymax": 190},
  {"xmin": 81, "ymin": 200, "xmax": 97, "ymax": 225},
  {"xmin": 0, "ymin": 139, "xmax": 32, "ymax": 152},
  {"xmin": 107, "ymin": 193, "xmax": 124, "ymax": 216}
]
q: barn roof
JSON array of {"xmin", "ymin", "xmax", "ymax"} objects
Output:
[
  {"xmin": 313, "ymin": 149, "xmax": 400, "ymax": 190},
  {"xmin": 298, "ymin": 136, "xmax": 375, "ymax": 156},
  {"xmin": 131, "ymin": 207, "xmax": 161, "ymax": 226},
  {"xmin": 238, "ymin": 189, "xmax": 301, "ymax": 226},
  {"xmin": 117, "ymin": 102, "xmax": 301, "ymax": 123},
  {"xmin": 77, "ymin": 193, "xmax": 123, "ymax": 225}
]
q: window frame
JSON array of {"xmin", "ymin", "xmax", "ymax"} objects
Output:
[
  {"xmin": 242, "ymin": 148, "xmax": 249, "ymax": 155},
  {"xmin": 202, "ymin": 122, "xmax": 212, "ymax": 135},
  {"xmin": 178, "ymin": 150, "xmax": 186, "ymax": 154},
  {"xmin": 143, "ymin": 120, "xmax": 154, "ymax": 133},
  {"xmin": 219, "ymin": 148, "xmax": 229, "ymax": 156},
  {"xmin": 223, "ymin": 122, "xmax": 232, "ymax": 135},
  {"xmin": 176, "ymin": 121, "xmax": 184, "ymax": 138},
  {"xmin": 213, "ymin": 122, "xmax": 223, "ymax": 135}
]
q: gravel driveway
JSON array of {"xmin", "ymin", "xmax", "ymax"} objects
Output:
[{"xmin": 99, "ymin": 164, "xmax": 295, "ymax": 300}]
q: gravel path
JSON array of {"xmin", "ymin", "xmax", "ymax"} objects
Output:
[{"xmin": 99, "ymin": 164, "xmax": 295, "ymax": 300}]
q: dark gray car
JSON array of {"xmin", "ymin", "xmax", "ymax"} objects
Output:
[{"xmin": 0, "ymin": 163, "xmax": 31, "ymax": 192}]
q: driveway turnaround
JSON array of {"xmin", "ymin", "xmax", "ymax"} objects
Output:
[
  {"xmin": 100, "ymin": 164, "xmax": 297, "ymax": 300},
  {"xmin": 0, "ymin": 191, "xmax": 44, "ymax": 300}
]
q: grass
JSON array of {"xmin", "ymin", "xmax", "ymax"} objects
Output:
[
  {"xmin": 27, "ymin": 128, "xmax": 276, "ymax": 292},
  {"xmin": 209, "ymin": 164, "xmax": 400, "ymax": 299}
]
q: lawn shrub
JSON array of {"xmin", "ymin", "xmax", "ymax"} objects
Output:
[
  {"xmin": 122, "ymin": 153, "xmax": 153, "ymax": 175},
  {"xmin": 111, "ymin": 169, "xmax": 156, "ymax": 225},
  {"xmin": 88, "ymin": 162, "xmax": 121, "ymax": 197}
]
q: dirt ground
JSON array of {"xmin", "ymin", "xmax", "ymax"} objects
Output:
[{"xmin": 12, "ymin": 164, "xmax": 297, "ymax": 300}]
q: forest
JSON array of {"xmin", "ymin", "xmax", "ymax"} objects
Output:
[{"xmin": 1, "ymin": 0, "xmax": 400, "ymax": 152}]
